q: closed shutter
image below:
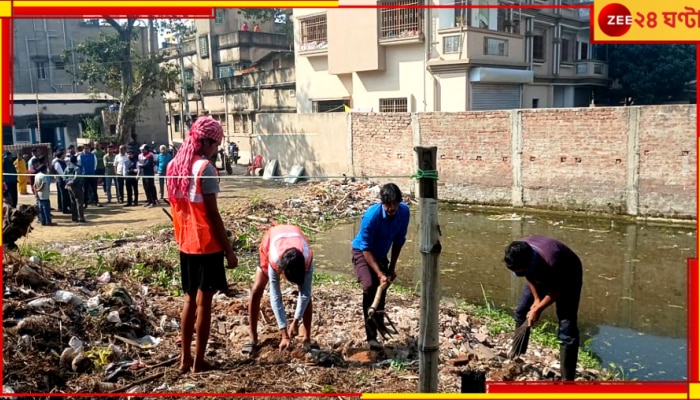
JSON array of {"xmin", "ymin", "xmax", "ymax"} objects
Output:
[{"xmin": 470, "ymin": 83, "xmax": 522, "ymax": 111}]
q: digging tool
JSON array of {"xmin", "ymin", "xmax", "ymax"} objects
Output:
[
  {"xmin": 366, "ymin": 281, "xmax": 399, "ymax": 340},
  {"xmin": 508, "ymin": 317, "xmax": 531, "ymax": 359}
]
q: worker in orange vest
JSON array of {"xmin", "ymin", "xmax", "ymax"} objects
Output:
[
  {"xmin": 166, "ymin": 116, "xmax": 238, "ymax": 373},
  {"xmin": 244, "ymin": 224, "xmax": 316, "ymax": 355}
]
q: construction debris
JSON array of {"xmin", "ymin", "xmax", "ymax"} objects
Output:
[
  {"xmin": 3, "ymin": 204, "xmax": 38, "ymax": 251},
  {"xmin": 2, "ymin": 181, "xmax": 609, "ymax": 395}
]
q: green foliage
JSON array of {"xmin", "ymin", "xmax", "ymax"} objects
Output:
[
  {"xmin": 81, "ymin": 116, "xmax": 104, "ymax": 141},
  {"xmin": 597, "ymin": 44, "xmax": 696, "ymax": 105},
  {"xmin": 65, "ymin": 19, "xmax": 184, "ymax": 144}
]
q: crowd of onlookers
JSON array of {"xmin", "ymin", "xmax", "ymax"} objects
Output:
[{"xmin": 2, "ymin": 135, "xmax": 174, "ymax": 226}]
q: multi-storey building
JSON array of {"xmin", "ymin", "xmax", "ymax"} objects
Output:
[
  {"xmin": 10, "ymin": 18, "xmax": 167, "ymax": 148},
  {"xmin": 161, "ymin": 9, "xmax": 295, "ymax": 147},
  {"xmin": 293, "ymin": 0, "xmax": 608, "ymax": 113}
]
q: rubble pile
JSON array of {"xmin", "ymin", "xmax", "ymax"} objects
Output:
[
  {"xmin": 2, "ymin": 181, "xmax": 610, "ymax": 395},
  {"xmin": 3, "ymin": 204, "xmax": 38, "ymax": 251},
  {"xmin": 283, "ymin": 180, "xmax": 415, "ymax": 220}
]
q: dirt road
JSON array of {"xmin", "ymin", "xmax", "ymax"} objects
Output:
[{"xmin": 16, "ymin": 169, "xmax": 299, "ymax": 244}]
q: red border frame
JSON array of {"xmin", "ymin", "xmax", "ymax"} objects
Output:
[{"xmin": 0, "ymin": 2, "xmax": 698, "ymax": 398}]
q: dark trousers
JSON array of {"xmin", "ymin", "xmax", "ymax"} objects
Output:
[
  {"xmin": 84, "ymin": 176, "xmax": 98, "ymax": 205},
  {"xmin": 38, "ymin": 199, "xmax": 52, "ymax": 225},
  {"xmin": 96, "ymin": 168, "xmax": 105, "ymax": 191},
  {"xmin": 352, "ymin": 249, "xmax": 389, "ymax": 341},
  {"xmin": 68, "ymin": 187, "xmax": 85, "ymax": 222},
  {"xmin": 125, "ymin": 177, "xmax": 139, "ymax": 205},
  {"xmin": 158, "ymin": 176, "xmax": 166, "ymax": 199},
  {"xmin": 116, "ymin": 177, "xmax": 125, "ymax": 202},
  {"xmin": 514, "ymin": 280, "xmax": 582, "ymax": 347},
  {"xmin": 4, "ymin": 182, "xmax": 17, "ymax": 208},
  {"xmin": 56, "ymin": 178, "xmax": 70, "ymax": 213},
  {"xmin": 142, "ymin": 177, "xmax": 157, "ymax": 204}
]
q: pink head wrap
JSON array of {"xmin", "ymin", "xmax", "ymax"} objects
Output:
[{"xmin": 167, "ymin": 117, "xmax": 224, "ymax": 199}]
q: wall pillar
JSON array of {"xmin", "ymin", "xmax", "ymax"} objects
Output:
[
  {"xmin": 626, "ymin": 107, "xmax": 641, "ymax": 216},
  {"xmin": 411, "ymin": 113, "xmax": 422, "ymax": 196},
  {"xmin": 510, "ymin": 110, "xmax": 524, "ymax": 207}
]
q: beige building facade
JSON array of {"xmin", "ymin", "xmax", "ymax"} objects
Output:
[
  {"xmin": 13, "ymin": 18, "xmax": 168, "ymax": 147},
  {"xmin": 161, "ymin": 8, "xmax": 295, "ymax": 156},
  {"xmin": 293, "ymin": 0, "xmax": 608, "ymax": 113}
]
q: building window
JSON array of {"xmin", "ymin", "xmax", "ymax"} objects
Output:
[
  {"xmin": 215, "ymin": 9, "xmax": 225, "ymax": 24},
  {"xmin": 173, "ymin": 115, "xmax": 181, "ymax": 133},
  {"xmin": 198, "ymin": 36, "xmax": 209, "ymax": 59},
  {"xmin": 217, "ymin": 65, "xmax": 234, "ymax": 78},
  {"xmin": 183, "ymin": 68, "xmax": 195, "ymax": 91},
  {"xmin": 272, "ymin": 58, "xmax": 281, "ymax": 69},
  {"xmin": 36, "ymin": 62, "xmax": 46, "ymax": 80},
  {"xmin": 379, "ymin": 0, "xmax": 422, "ymax": 40},
  {"xmin": 299, "ymin": 14, "xmax": 328, "ymax": 52},
  {"xmin": 379, "ymin": 98, "xmax": 408, "ymax": 113},
  {"xmin": 578, "ymin": 41, "xmax": 589, "ymax": 60},
  {"xmin": 233, "ymin": 114, "xmax": 251, "ymax": 133},
  {"xmin": 438, "ymin": 0, "xmax": 470, "ymax": 29},
  {"xmin": 561, "ymin": 37, "xmax": 574, "ymax": 62},
  {"xmin": 484, "ymin": 37, "xmax": 508, "ymax": 56},
  {"xmin": 443, "ymin": 35, "xmax": 461, "ymax": 53},
  {"xmin": 53, "ymin": 59, "xmax": 65, "ymax": 70},
  {"xmin": 312, "ymin": 99, "xmax": 349, "ymax": 113},
  {"xmin": 533, "ymin": 34, "xmax": 545, "ymax": 61},
  {"xmin": 532, "ymin": 98, "xmax": 539, "ymax": 108}
]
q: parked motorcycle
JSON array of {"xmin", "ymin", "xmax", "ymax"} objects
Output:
[{"xmin": 228, "ymin": 142, "xmax": 240, "ymax": 165}]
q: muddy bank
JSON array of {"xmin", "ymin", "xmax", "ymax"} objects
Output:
[{"xmin": 2, "ymin": 180, "xmax": 613, "ymax": 396}]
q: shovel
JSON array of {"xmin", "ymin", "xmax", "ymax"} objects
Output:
[{"xmin": 366, "ymin": 281, "xmax": 399, "ymax": 340}]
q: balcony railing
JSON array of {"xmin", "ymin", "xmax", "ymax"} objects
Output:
[
  {"xmin": 379, "ymin": 0, "xmax": 424, "ymax": 45},
  {"xmin": 299, "ymin": 14, "xmax": 328, "ymax": 54},
  {"xmin": 575, "ymin": 60, "xmax": 608, "ymax": 78},
  {"xmin": 217, "ymin": 31, "xmax": 290, "ymax": 49}
]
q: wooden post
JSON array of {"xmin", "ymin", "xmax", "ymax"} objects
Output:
[{"xmin": 415, "ymin": 146, "xmax": 442, "ymax": 393}]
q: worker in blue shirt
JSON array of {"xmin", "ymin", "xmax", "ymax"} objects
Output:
[{"xmin": 351, "ymin": 183, "xmax": 410, "ymax": 350}]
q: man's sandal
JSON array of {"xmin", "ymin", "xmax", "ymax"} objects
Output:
[{"xmin": 241, "ymin": 342, "xmax": 257, "ymax": 356}]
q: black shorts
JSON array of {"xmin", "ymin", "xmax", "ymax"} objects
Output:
[{"xmin": 180, "ymin": 251, "xmax": 228, "ymax": 295}]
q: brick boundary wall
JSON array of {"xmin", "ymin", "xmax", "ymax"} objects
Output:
[{"xmin": 350, "ymin": 105, "xmax": 697, "ymax": 219}]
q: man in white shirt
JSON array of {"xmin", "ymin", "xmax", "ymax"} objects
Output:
[{"xmin": 113, "ymin": 145, "xmax": 128, "ymax": 204}]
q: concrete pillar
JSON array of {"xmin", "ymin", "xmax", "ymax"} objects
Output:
[
  {"xmin": 347, "ymin": 113, "xmax": 354, "ymax": 176},
  {"xmin": 626, "ymin": 107, "xmax": 641, "ymax": 216},
  {"xmin": 510, "ymin": 110, "xmax": 524, "ymax": 207}
]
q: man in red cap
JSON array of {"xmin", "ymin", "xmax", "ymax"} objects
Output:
[{"xmin": 166, "ymin": 116, "xmax": 238, "ymax": 373}]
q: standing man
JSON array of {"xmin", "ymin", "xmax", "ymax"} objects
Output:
[
  {"xmin": 138, "ymin": 144, "xmax": 158, "ymax": 208},
  {"xmin": 3, "ymin": 151, "xmax": 18, "ymax": 208},
  {"xmin": 156, "ymin": 144, "xmax": 173, "ymax": 202},
  {"xmin": 113, "ymin": 145, "xmax": 128, "ymax": 204},
  {"xmin": 351, "ymin": 183, "xmax": 410, "ymax": 350},
  {"xmin": 166, "ymin": 116, "xmax": 238, "ymax": 373},
  {"xmin": 103, "ymin": 146, "xmax": 117, "ymax": 204},
  {"xmin": 503, "ymin": 236, "xmax": 583, "ymax": 381},
  {"xmin": 92, "ymin": 142, "xmax": 106, "ymax": 193},
  {"xmin": 52, "ymin": 149, "xmax": 70, "ymax": 214},
  {"xmin": 33, "ymin": 158, "xmax": 57, "ymax": 226},
  {"xmin": 78, "ymin": 145, "xmax": 101, "ymax": 207},
  {"xmin": 246, "ymin": 224, "xmax": 315, "ymax": 354}
]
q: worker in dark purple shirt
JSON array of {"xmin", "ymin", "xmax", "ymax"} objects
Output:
[{"xmin": 504, "ymin": 235, "xmax": 583, "ymax": 381}]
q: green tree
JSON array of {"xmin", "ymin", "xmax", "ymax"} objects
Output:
[
  {"xmin": 597, "ymin": 44, "xmax": 695, "ymax": 105},
  {"xmin": 65, "ymin": 19, "xmax": 183, "ymax": 144}
]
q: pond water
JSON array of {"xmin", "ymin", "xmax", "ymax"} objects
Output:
[{"xmin": 311, "ymin": 205, "xmax": 696, "ymax": 381}]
